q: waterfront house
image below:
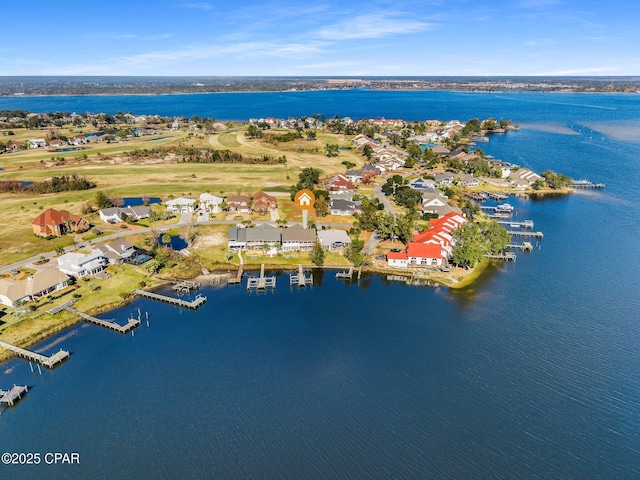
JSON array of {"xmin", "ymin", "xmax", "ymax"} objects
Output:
[
  {"xmin": 227, "ymin": 195, "xmax": 251, "ymax": 213},
  {"xmin": 32, "ymin": 209, "xmax": 90, "ymax": 237},
  {"xmin": 99, "ymin": 205, "xmax": 151, "ymax": 223},
  {"xmin": 0, "ymin": 270, "xmax": 70, "ymax": 308},
  {"xmin": 199, "ymin": 193, "xmax": 225, "ymax": 213},
  {"xmin": 510, "ymin": 169, "xmax": 543, "ymax": 188},
  {"xmin": 281, "ymin": 224, "xmax": 317, "ymax": 252},
  {"xmin": 407, "ymin": 242, "xmax": 445, "ymax": 267},
  {"xmin": 48, "ymin": 139, "xmax": 67, "ymax": 148},
  {"xmin": 386, "ymin": 250, "xmax": 409, "ymax": 268},
  {"xmin": 166, "ymin": 197, "xmax": 197, "ymax": 214},
  {"xmin": 28, "ymin": 138, "xmax": 46, "ymax": 149},
  {"xmin": 245, "ymin": 224, "xmax": 281, "ymax": 251},
  {"xmin": 253, "ymin": 191, "xmax": 278, "ymax": 213},
  {"xmin": 57, "ymin": 248, "xmax": 107, "ymax": 278},
  {"xmin": 317, "ymin": 229, "xmax": 351, "ymax": 250},
  {"xmin": 227, "ymin": 225, "xmax": 247, "ymax": 251},
  {"xmin": 456, "ymin": 172, "xmax": 480, "ymax": 187}
]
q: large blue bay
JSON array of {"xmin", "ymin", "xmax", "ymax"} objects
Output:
[{"xmin": 1, "ymin": 90, "xmax": 639, "ymax": 479}]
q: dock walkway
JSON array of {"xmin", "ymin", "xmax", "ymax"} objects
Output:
[
  {"xmin": 336, "ymin": 266, "xmax": 354, "ymax": 279},
  {"xmin": 0, "ymin": 340, "xmax": 69, "ymax": 369},
  {"xmin": 0, "ymin": 385, "xmax": 28, "ymax": 406},
  {"xmin": 64, "ymin": 306, "xmax": 140, "ymax": 334},
  {"xmin": 289, "ymin": 265, "xmax": 313, "ymax": 287},
  {"xmin": 247, "ymin": 264, "xmax": 276, "ymax": 291},
  {"xmin": 132, "ymin": 289, "xmax": 207, "ymax": 309},
  {"xmin": 485, "ymin": 252, "xmax": 517, "ymax": 262},
  {"xmin": 506, "ymin": 230, "xmax": 544, "ymax": 239}
]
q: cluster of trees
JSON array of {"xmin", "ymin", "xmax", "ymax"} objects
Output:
[
  {"xmin": 461, "ymin": 117, "xmax": 511, "ymax": 136},
  {"xmin": 0, "ymin": 173, "xmax": 95, "ymax": 194},
  {"xmin": 541, "ymin": 170, "xmax": 573, "ymax": 189},
  {"xmin": 287, "ymin": 167, "xmax": 330, "ymax": 216},
  {"xmin": 380, "ymin": 175, "xmax": 423, "ymax": 209},
  {"xmin": 451, "ymin": 220, "xmax": 510, "ymax": 268},
  {"xmin": 354, "ymin": 197, "xmax": 417, "ymax": 245},
  {"xmin": 172, "ymin": 146, "xmax": 285, "ymax": 164}
]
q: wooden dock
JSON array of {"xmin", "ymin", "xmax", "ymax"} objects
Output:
[
  {"xmin": 0, "ymin": 340, "xmax": 69, "ymax": 369},
  {"xmin": 247, "ymin": 264, "xmax": 276, "ymax": 291},
  {"xmin": 336, "ymin": 266, "xmax": 354, "ymax": 279},
  {"xmin": 132, "ymin": 289, "xmax": 207, "ymax": 309},
  {"xmin": 569, "ymin": 181, "xmax": 605, "ymax": 189},
  {"xmin": 483, "ymin": 191, "xmax": 509, "ymax": 201},
  {"xmin": 485, "ymin": 252, "xmax": 517, "ymax": 262},
  {"xmin": 171, "ymin": 280, "xmax": 200, "ymax": 293},
  {"xmin": 506, "ymin": 230, "xmax": 544, "ymax": 239},
  {"xmin": 64, "ymin": 306, "xmax": 140, "ymax": 334},
  {"xmin": 289, "ymin": 265, "xmax": 313, "ymax": 287},
  {"xmin": 0, "ymin": 385, "xmax": 28, "ymax": 406},
  {"xmin": 507, "ymin": 242, "xmax": 533, "ymax": 251},
  {"xmin": 227, "ymin": 266, "xmax": 243, "ymax": 285},
  {"xmin": 497, "ymin": 220, "xmax": 534, "ymax": 229}
]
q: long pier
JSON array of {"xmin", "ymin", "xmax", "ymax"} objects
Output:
[
  {"xmin": 485, "ymin": 252, "xmax": 517, "ymax": 262},
  {"xmin": 497, "ymin": 220, "xmax": 534, "ymax": 229},
  {"xmin": 0, "ymin": 340, "xmax": 69, "ymax": 369},
  {"xmin": 64, "ymin": 306, "xmax": 140, "ymax": 334},
  {"xmin": 132, "ymin": 289, "xmax": 207, "ymax": 309},
  {"xmin": 569, "ymin": 181, "xmax": 605, "ymax": 189},
  {"xmin": 0, "ymin": 385, "xmax": 28, "ymax": 406},
  {"xmin": 247, "ymin": 264, "xmax": 276, "ymax": 291},
  {"xmin": 506, "ymin": 230, "xmax": 544, "ymax": 238},
  {"xmin": 290, "ymin": 265, "xmax": 313, "ymax": 287}
]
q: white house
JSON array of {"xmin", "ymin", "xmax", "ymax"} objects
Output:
[
  {"xmin": 166, "ymin": 197, "xmax": 197, "ymax": 214},
  {"xmin": 57, "ymin": 249, "xmax": 107, "ymax": 277},
  {"xmin": 28, "ymin": 138, "xmax": 47, "ymax": 149},
  {"xmin": 199, "ymin": 193, "xmax": 225, "ymax": 213},
  {"xmin": 99, "ymin": 206, "xmax": 151, "ymax": 223}
]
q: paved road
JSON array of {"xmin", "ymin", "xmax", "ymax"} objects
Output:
[{"xmin": 373, "ymin": 183, "xmax": 396, "ymax": 214}]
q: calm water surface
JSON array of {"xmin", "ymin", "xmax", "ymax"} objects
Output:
[{"xmin": 1, "ymin": 91, "xmax": 639, "ymax": 479}]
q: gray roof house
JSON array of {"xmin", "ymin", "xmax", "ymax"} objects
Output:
[
  {"xmin": 329, "ymin": 199, "xmax": 361, "ymax": 216},
  {"xmin": 227, "ymin": 226, "xmax": 247, "ymax": 251},
  {"xmin": 281, "ymin": 224, "xmax": 317, "ymax": 251},
  {"xmin": 245, "ymin": 224, "xmax": 281, "ymax": 250},
  {"xmin": 317, "ymin": 229, "xmax": 351, "ymax": 250}
]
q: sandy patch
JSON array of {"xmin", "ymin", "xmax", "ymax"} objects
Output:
[{"xmin": 194, "ymin": 232, "xmax": 226, "ymax": 249}]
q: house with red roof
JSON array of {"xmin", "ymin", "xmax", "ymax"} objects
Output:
[
  {"xmin": 386, "ymin": 211, "xmax": 467, "ymax": 268},
  {"xmin": 32, "ymin": 209, "xmax": 90, "ymax": 237},
  {"xmin": 323, "ymin": 173, "xmax": 355, "ymax": 193}
]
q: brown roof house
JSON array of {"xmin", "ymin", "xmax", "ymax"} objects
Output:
[
  {"xmin": 281, "ymin": 223, "xmax": 317, "ymax": 252},
  {"xmin": 252, "ymin": 191, "xmax": 278, "ymax": 213},
  {"xmin": 32, "ymin": 208, "xmax": 90, "ymax": 237}
]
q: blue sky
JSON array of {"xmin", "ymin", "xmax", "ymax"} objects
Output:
[{"xmin": 3, "ymin": 0, "xmax": 639, "ymax": 76}]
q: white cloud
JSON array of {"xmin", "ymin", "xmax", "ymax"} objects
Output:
[{"xmin": 316, "ymin": 12, "xmax": 434, "ymax": 40}]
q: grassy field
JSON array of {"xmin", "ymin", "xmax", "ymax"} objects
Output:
[{"xmin": 0, "ymin": 123, "xmax": 362, "ymax": 266}]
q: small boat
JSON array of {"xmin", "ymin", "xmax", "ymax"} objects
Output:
[{"xmin": 496, "ymin": 203, "xmax": 514, "ymax": 212}]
